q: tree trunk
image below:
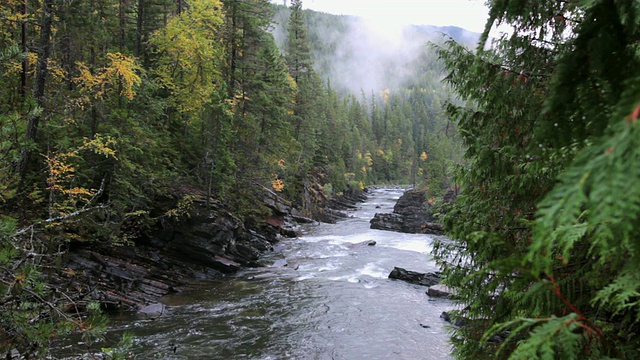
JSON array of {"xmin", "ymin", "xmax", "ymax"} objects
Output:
[
  {"xmin": 19, "ymin": 0, "xmax": 28, "ymax": 98},
  {"xmin": 17, "ymin": 0, "xmax": 54, "ymax": 182},
  {"xmin": 135, "ymin": 0, "xmax": 144, "ymax": 57},
  {"xmin": 119, "ymin": 0, "xmax": 126, "ymax": 52}
]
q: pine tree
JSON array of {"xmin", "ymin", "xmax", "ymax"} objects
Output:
[{"xmin": 282, "ymin": 0, "xmax": 326, "ymax": 202}]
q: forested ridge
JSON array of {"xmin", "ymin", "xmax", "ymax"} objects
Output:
[
  {"xmin": 435, "ymin": 0, "xmax": 640, "ymax": 359},
  {"xmin": 0, "ymin": 0, "xmax": 460, "ymax": 355}
]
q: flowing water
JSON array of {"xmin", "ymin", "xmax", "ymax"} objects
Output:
[{"xmin": 66, "ymin": 188, "xmax": 453, "ymax": 359}]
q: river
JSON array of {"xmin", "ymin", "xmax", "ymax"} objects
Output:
[{"xmin": 72, "ymin": 187, "xmax": 453, "ymax": 359}]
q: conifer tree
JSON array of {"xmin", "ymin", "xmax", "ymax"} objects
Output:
[
  {"xmin": 434, "ymin": 1, "xmax": 640, "ymax": 358},
  {"xmin": 284, "ymin": 0, "xmax": 324, "ymax": 200},
  {"xmin": 285, "ymin": 0, "xmax": 311, "ymax": 84}
]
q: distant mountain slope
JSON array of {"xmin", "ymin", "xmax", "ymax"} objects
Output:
[
  {"xmin": 408, "ymin": 24, "xmax": 481, "ymax": 45},
  {"xmin": 271, "ymin": 5, "xmax": 479, "ymax": 95}
]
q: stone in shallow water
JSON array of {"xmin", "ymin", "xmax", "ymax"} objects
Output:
[
  {"xmin": 427, "ymin": 284, "xmax": 456, "ymax": 298},
  {"xmin": 388, "ymin": 267, "xmax": 440, "ymax": 287},
  {"xmin": 348, "ymin": 240, "xmax": 377, "ymax": 249},
  {"xmin": 138, "ymin": 303, "xmax": 166, "ymax": 316}
]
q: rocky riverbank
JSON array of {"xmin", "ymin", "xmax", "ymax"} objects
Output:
[{"xmin": 60, "ymin": 186, "xmax": 369, "ymax": 312}]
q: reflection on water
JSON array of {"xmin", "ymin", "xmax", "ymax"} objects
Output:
[{"xmin": 58, "ymin": 188, "xmax": 453, "ymax": 359}]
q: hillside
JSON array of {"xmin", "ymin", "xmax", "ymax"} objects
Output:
[{"xmin": 272, "ymin": 6, "xmax": 480, "ymax": 95}]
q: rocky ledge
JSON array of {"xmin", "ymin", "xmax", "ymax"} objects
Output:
[
  {"xmin": 62, "ymin": 197, "xmax": 280, "ymax": 311},
  {"xmin": 61, "ymin": 186, "xmax": 368, "ymax": 312},
  {"xmin": 370, "ymin": 189, "xmax": 443, "ymax": 234}
]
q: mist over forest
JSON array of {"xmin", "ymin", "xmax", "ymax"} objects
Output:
[{"xmin": 271, "ymin": 5, "xmax": 480, "ymax": 95}]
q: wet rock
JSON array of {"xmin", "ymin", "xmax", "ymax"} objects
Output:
[
  {"xmin": 440, "ymin": 311, "xmax": 467, "ymax": 327},
  {"xmin": 348, "ymin": 240, "xmax": 377, "ymax": 249},
  {"xmin": 263, "ymin": 190, "xmax": 292, "ymax": 215},
  {"xmin": 291, "ymin": 212, "xmax": 315, "ymax": 224},
  {"xmin": 427, "ymin": 284, "xmax": 456, "ymax": 298},
  {"xmin": 266, "ymin": 215, "xmax": 302, "ymax": 238},
  {"xmin": 370, "ymin": 189, "xmax": 442, "ymax": 234},
  {"xmin": 271, "ymin": 259, "xmax": 288, "ymax": 268},
  {"xmin": 64, "ymin": 193, "xmax": 278, "ymax": 311},
  {"xmin": 370, "ymin": 213, "xmax": 405, "ymax": 232},
  {"xmin": 299, "ymin": 170, "xmax": 368, "ymax": 223},
  {"xmin": 139, "ymin": 303, "xmax": 166, "ymax": 316},
  {"xmin": 388, "ymin": 267, "xmax": 440, "ymax": 287}
]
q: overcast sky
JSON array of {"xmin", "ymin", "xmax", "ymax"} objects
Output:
[{"xmin": 293, "ymin": 0, "xmax": 491, "ymax": 33}]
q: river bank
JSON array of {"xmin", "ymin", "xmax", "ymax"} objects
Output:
[{"xmin": 58, "ymin": 187, "xmax": 368, "ymax": 313}]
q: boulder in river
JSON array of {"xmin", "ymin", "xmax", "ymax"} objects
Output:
[
  {"xmin": 139, "ymin": 303, "xmax": 166, "ymax": 316},
  {"xmin": 348, "ymin": 240, "xmax": 377, "ymax": 249},
  {"xmin": 440, "ymin": 311, "xmax": 467, "ymax": 327},
  {"xmin": 370, "ymin": 189, "xmax": 442, "ymax": 234},
  {"xmin": 388, "ymin": 267, "xmax": 440, "ymax": 287},
  {"xmin": 427, "ymin": 284, "xmax": 456, "ymax": 298}
]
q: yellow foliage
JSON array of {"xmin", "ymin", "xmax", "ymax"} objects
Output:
[
  {"xmin": 75, "ymin": 52, "xmax": 142, "ymax": 101},
  {"xmin": 43, "ymin": 134, "xmax": 118, "ymax": 213},
  {"xmin": 49, "ymin": 60, "xmax": 68, "ymax": 83},
  {"xmin": 358, "ymin": 181, "xmax": 365, "ymax": 190},
  {"xmin": 361, "ymin": 166, "xmax": 367, "ymax": 173},
  {"xmin": 377, "ymin": 149, "xmax": 385, "ymax": 156},
  {"xmin": 272, "ymin": 179, "xmax": 285, "ymax": 192},
  {"xmin": 381, "ymin": 88, "xmax": 390, "ymax": 103},
  {"xmin": 82, "ymin": 134, "xmax": 118, "ymax": 160},
  {"xmin": 8, "ymin": 53, "xmax": 36, "ymax": 76},
  {"xmin": 165, "ymin": 195, "xmax": 196, "ymax": 219},
  {"xmin": 365, "ymin": 151, "xmax": 373, "ymax": 166},
  {"xmin": 150, "ymin": 0, "xmax": 224, "ymax": 115},
  {"xmin": 420, "ymin": 151, "xmax": 428, "ymax": 160}
]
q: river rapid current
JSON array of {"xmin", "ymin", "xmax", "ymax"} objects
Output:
[{"xmin": 80, "ymin": 188, "xmax": 453, "ymax": 359}]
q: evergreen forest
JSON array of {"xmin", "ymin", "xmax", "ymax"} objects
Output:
[
  {"xmin": 3, "ymin": 0, "xmax": 639, "ymax": 358},
  {"xmin": 0, "ymin": 0, "xmax": 460, "ymax": 355}
]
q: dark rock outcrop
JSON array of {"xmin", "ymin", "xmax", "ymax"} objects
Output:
[
  {"xmin": 440, "ymin": 311, "xmax": 467, "ymax": 327},
  {"xmin": 64, "ymin": 180, "xmax": 369, "ymax": 311},
  {"xmin": 64, "ymin": 196, "xmax": 283, "ymax": 310},
  {"xmin": 388, "ymin": 267, "xmax": 440, "ymax": 287},
  {"xmin": 370, "ymin": 189, "xmax": 442, "ymax": 234},
  {"xmin": 427, "ymin": 284, "xmax": 456, "ymax": 298},
  {"xmin": 298, "ymin": 169, "xmax": 368, "ymax": 223}
]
